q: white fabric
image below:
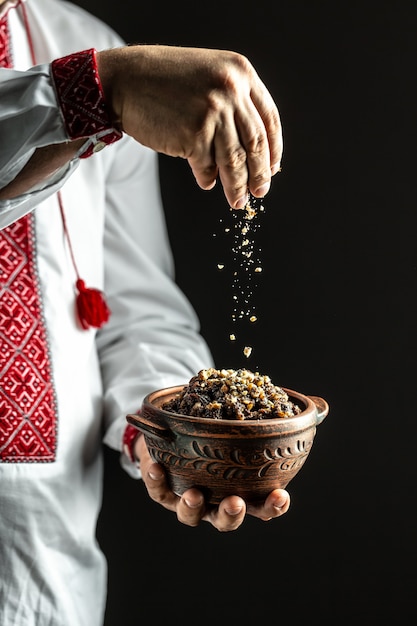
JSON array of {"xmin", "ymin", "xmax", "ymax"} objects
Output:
[{"xmin": 0, "ymin": 1, "xmax": 214, "ymax": 624}]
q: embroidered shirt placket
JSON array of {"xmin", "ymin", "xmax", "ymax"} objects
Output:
[{"xmin": 0, "ymin": 5, "xmax": 57, "ymax": 462}]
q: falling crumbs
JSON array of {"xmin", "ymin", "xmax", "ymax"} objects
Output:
[{"xmin": 214, "ymin": 193, "xmax": 264, "ymax": 360}]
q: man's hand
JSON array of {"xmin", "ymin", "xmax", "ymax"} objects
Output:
[
  {"xmin": 97, "ymin": 45, "xmax": 283, "ymax": 209},
  {"xmin": 135, "ymin": 434, "xmax": 290, "ymax": 531}
]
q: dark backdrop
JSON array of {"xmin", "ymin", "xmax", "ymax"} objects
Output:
[{"xmin": 74, "ymin": 1, "xmax": 416, "ymax": 622}]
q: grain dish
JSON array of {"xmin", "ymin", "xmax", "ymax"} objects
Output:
[{"xmin": 161, "ymin": 367, "xmax": 302, "ymax": 420}]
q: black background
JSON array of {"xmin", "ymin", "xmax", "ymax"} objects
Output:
[{"xmin": 75, "ymin": 1, "xmax": 416, "ymax": 623}]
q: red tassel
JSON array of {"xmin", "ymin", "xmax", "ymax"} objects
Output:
[
  {"xmin": 57, "ymin": 192, "xmax": 111, "ymax": 331},
  {"xmin": 75, "ymin": 279, "xmax": 111, "ymax": 330},
  {"xmin": 23, "ymin": 16, "xmax": 112, "ymax": 333}
]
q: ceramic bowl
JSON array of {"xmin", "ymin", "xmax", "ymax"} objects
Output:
[{"xmin": 127, "ymin": 385, "xmax": 329, "ymax": 505}]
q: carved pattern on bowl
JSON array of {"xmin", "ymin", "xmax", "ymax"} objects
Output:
[{"xmin": 145, "ymin": 434, "xmax": 314, "ymax": 480}]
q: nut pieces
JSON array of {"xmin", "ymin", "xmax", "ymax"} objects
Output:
[{"xmin": 161, "ymin": 367, "xmax": 302, "ymax": 421}]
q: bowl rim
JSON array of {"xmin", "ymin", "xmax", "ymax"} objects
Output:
[{"xmin": 142, "ymin": 384, "xmax": 321, "ymax": 426}]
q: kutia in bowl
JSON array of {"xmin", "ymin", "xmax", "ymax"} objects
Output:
[{"xmin": 127, "ymin": 368, "xmax": 329, "ymax": 505}]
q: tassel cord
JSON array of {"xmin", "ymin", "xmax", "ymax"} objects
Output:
[{"xmin": 20, "ymin": 4, "xmax": 111, "ymax": 330}]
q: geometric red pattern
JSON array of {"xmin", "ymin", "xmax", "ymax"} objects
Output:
[
  {"xmin": 0, "ymin": 214, "xmax": 57, "ymax": 462},
  {"xmin": 51, "ymin": 48, "xmax": 122, "ymax": 157},
  {"xmin": 0, "ymin": 10, "xmax": 12, "ymax": 68},
  {"xmin": 1, "ymin": 28, "xmax": 122, "ymax": 460},
  {"xmin": 1, "ymin": 7, "xmax": 57, "ymax": 462}
]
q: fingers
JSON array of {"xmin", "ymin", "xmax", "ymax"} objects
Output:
[
  {"xmin": 138, "ymin": 435, "xmax": 289, "ymax": 529},
  {"xmin": 175, "ymin": 488, "xmax": 206, "ymax": 527},
  {"xmin": 136, "ymin": 436, "xmax": 178, "ymax": 510},
  {"xmin": 250, "ymin": 82, "xmax": 284, "ymax": 180},
  {"xmin": 214, "ymin": 109, "xmax": 253, "ymax": 209},
  {"xmin": 202, "ymin": 495, "xmax": 247, "ymax": 531},
  {"xmin": 189, "ymin": 73, "xmax": 283, "ymax": 210},
  {"xmin": 246, "ymin": 489, "xmax": 290, "ymax": 521},
  {"xmin": 187, "ymin": 152, "xmax": 219, "ymax": 195},
  {"xmin": 222, "ymin": 84, "xmax": 282, "ymax": 208}
]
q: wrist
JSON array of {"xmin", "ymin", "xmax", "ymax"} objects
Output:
[{"xmin": 95, "ymin": 48, "xmax": 127, "ymax": 129}]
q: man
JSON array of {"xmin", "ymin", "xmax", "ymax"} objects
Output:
[{"xmin": 0, "ymin": 0, "xmax": 288, "ymax": 624}]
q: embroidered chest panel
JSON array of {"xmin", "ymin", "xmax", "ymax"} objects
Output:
[{"xmin": 0, "ymin": 215, "xmax": 57, "ymax": 462}]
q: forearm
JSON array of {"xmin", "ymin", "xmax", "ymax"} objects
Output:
[
  {"xmin": 0, "ymin": 139, "xmax": 84, "ymax": 200},
  {"xmin": 1, "ymin": 42, "xmax": 281, "ymax": 212},
  {"xmin": 0, "ymin": 50, "xmax": 122, "ymax": 203}
]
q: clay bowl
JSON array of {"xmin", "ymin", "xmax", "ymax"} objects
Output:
[{"xmin": 127, "ymin": 385, "xmax": 329, "ymax": 505}]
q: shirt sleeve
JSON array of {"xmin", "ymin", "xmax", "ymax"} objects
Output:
[
  {"xmin": 0, "ymin": 64, "xmax": 70, "ymax": 185},
  {"xmin": 96, "ymin": 137, "xmax": 215, "ymax": 477},
  {"xmin": 0, "ymin": 64, "xmax": 78, "ymax": 226}
]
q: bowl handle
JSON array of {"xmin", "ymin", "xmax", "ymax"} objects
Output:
[
  {"xmin": 126, "ymin": 413, "xmax": 173, "ymax": 441},
  {"xmin": 308, "ymin": 396, "xmax": 329, "ymax": 425}
]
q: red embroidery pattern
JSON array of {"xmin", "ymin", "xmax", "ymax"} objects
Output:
[
  {"xmin": 51, "ymin": 48, "xmax": 122, "ymax": 149},
  {"xmin": 0, "ymin": 215, "xmax": 57, "ymax": 462},
  {"xmin": 123, "ymin": 423, "xmax": 142, "ymax": 463},
  {"xmin": 0, "ymin": 13, "xmax": 12, "ymax": 68},
  {"xmin": 1, "ymin": 5, "xmax": 57, "ymax": 462}
]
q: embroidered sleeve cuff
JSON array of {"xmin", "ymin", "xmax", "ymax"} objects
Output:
[
  {"xmin": 123, "ymin": 423, "xmax": 142, "ymax": 464},
  {"xmin": 51, "ymin": 48, "xmax": 122, "ymax": 156}
]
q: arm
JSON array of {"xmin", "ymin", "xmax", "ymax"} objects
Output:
[
  {"xmin": 0, "ymin": 140, "xmax": 84, "ymax": 200},
  {"xmin": 0, "ymin": 61, "xmax": 114, "ymax": 226},
  {"xmin": 1, "ymin": 45, "xmax": 283, "ymax": 210},
  {"xmin": 0, "ymin": 64, "xmax": 79, "ymax": 217}
]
